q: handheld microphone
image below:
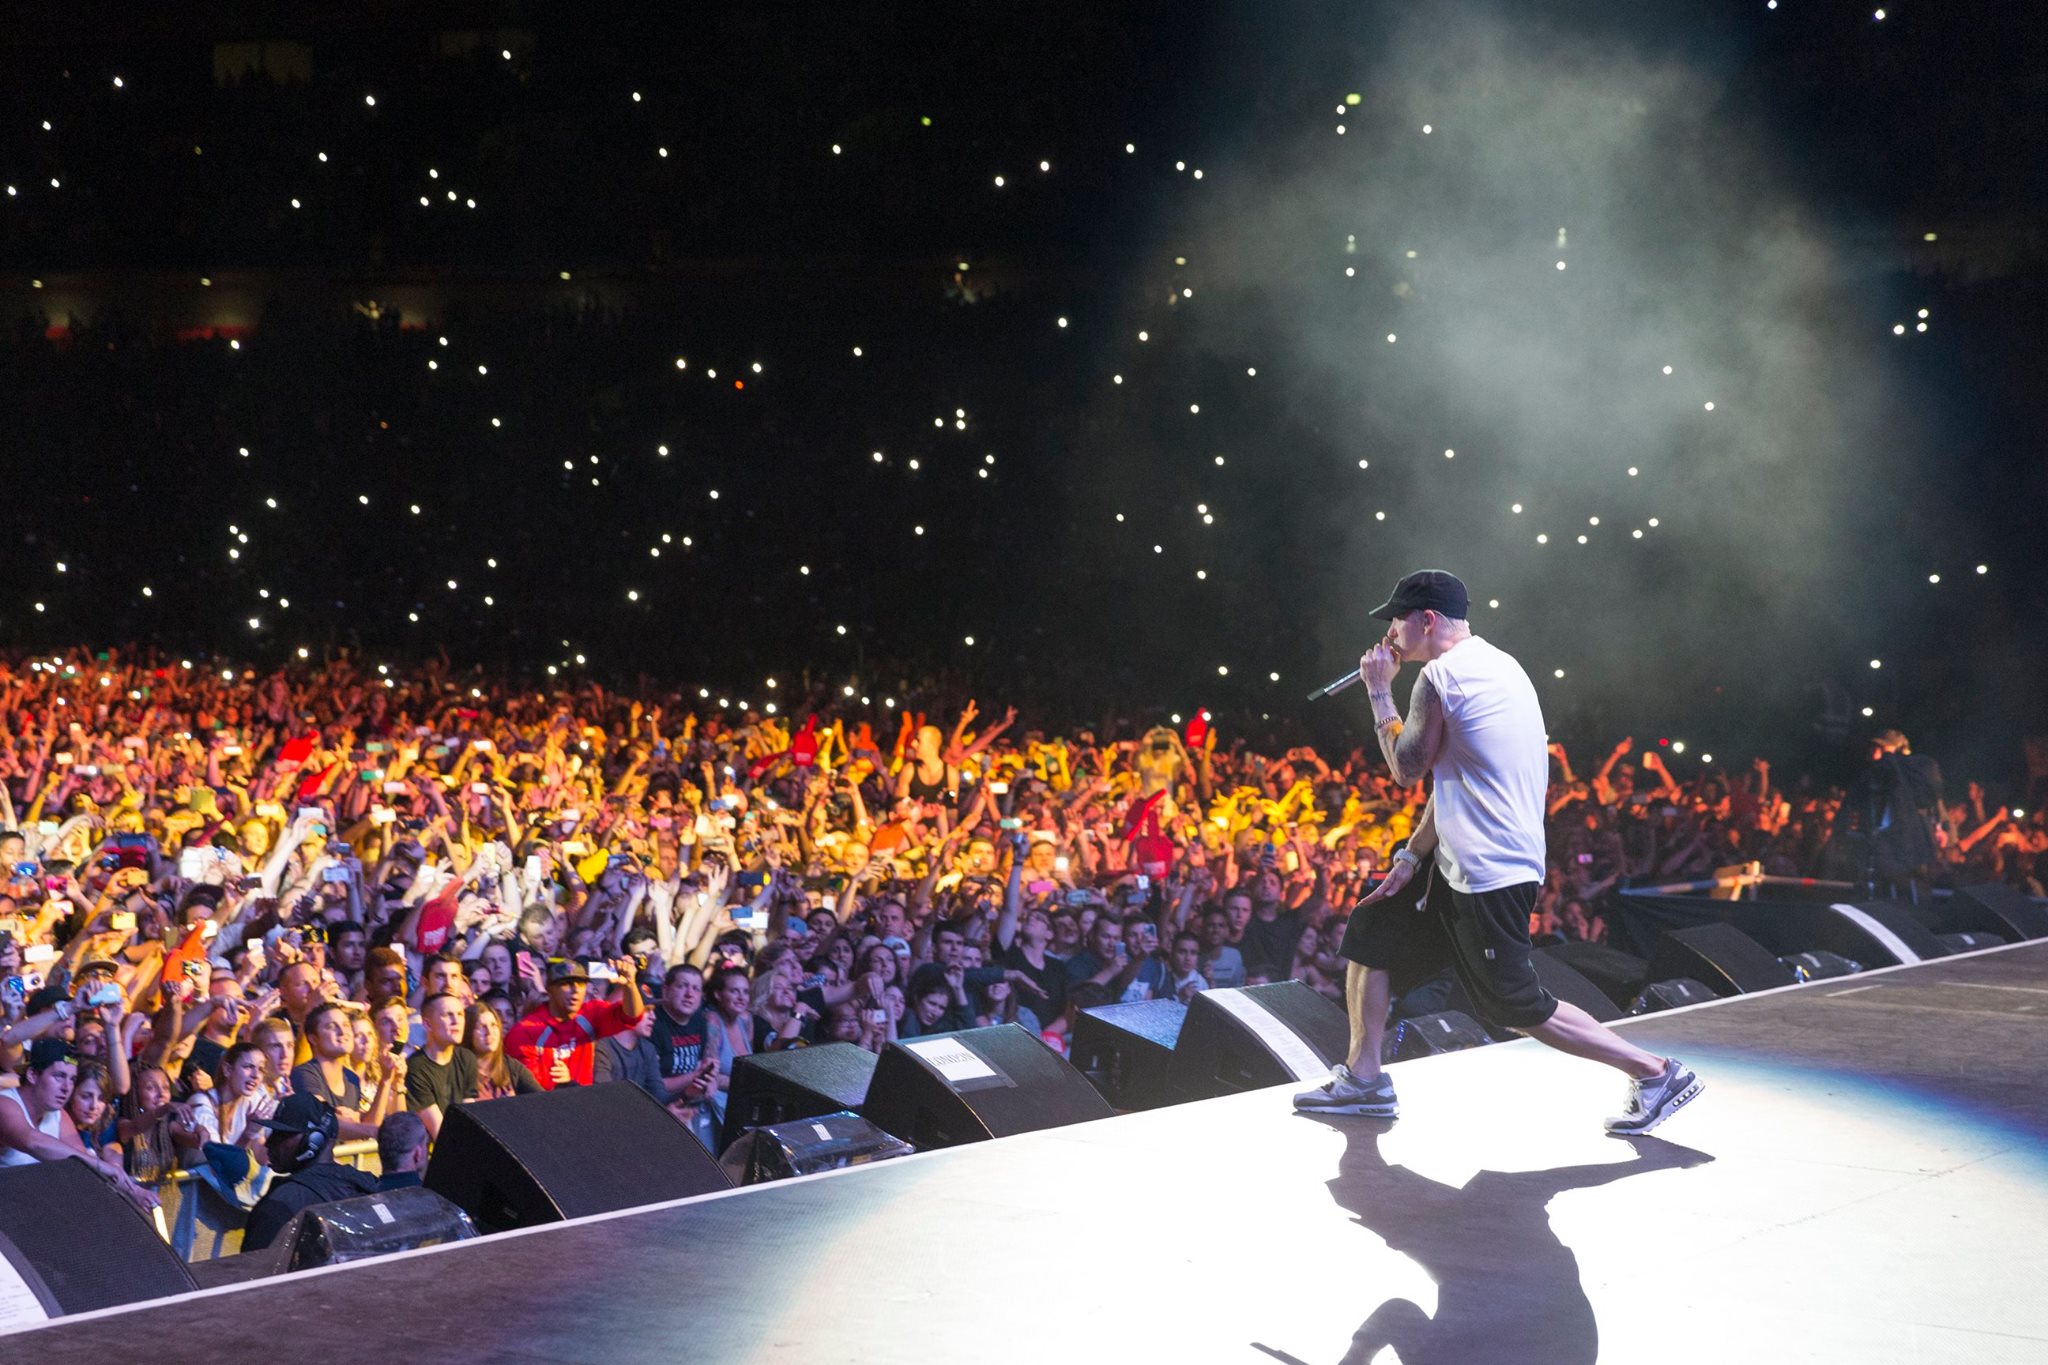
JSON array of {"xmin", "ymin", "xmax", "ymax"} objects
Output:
[{"xmin": 1305, "ymin": 668, "xmax": 1362, "ymax": 702}]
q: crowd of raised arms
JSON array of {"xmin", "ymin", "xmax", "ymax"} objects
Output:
[{"xmin": 0, "ymin": 648, "xmax": 2039, "ymax": 1240}]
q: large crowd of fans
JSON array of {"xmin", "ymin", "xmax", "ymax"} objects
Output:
[{"xmin": 0, "ymin": 650, "xmax": 2039, "ymax": 1252}]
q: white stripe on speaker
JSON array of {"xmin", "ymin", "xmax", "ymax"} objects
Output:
[
  {"xmin": 1827, "ymin": 903, "xmax": 1922, "ymax": 964},
  {"xmin": 1206, "ymin": 990, "xmax": 1329, "ymax": 1081}
]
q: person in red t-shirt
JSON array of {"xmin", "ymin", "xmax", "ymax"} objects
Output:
[{"xmin": 504, "ymin": 958, "xmax": 644, "ymax": 1089}]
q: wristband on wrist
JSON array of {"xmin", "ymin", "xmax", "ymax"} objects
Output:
[{"xmin": 1392, "ymin": 847, "xmax": 1420, "ymax": 869}]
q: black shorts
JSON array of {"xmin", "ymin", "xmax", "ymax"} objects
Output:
[{"xmin": 1337, "ymin": 863, "xmax": 1558, "ymax": 1031}]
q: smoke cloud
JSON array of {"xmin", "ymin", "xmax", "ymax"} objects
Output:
[{"xmin": 1166, "ymin": 2, "xmax": 1924, "ymax": 752}]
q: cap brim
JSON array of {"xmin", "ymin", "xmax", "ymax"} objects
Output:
[
  {"xmin": 249, "ymin": 1115, "xmax": 310, "ymax": 1133},
  {"xmin": 1368, "ymin": 596, "xmax": 1404, "ymax": 621}
]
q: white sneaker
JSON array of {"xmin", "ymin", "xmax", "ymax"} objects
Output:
[
  {"xmin": 1293, "ymin": 1064, "xmax": 1399, "ymax": 1117},
  {"xmin": 1605, "ymin": 1059, "xmax": 1702, "ymax": 1136}
]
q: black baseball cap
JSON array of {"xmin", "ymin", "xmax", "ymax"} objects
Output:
[
  {"xmin": 1369, "ymin": 570, "xmax": 1470, "ymax": 621},
  {"xmin": 544, "ymin": 957, "xmax": 589, "ymax": 985},
  {"xmin": 252, "ymin": 1092, "xmax": 335, "ymax": 1135}
]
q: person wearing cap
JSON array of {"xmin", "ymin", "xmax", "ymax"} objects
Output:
[
  {"xmin": 0, "ymin": 1037, "xmax": 159, "ymax": 1212},
  {"xmin": 1296, "ymin": 570, "xmax": 1702, "ymax": 1137},
  {"xmin": 504, "ymin": 955, "xmax": 643, "ymax": 1091},
  {"xmin": 241, "ymin": 1092, "xmax": 379, "ymax": 1251}
]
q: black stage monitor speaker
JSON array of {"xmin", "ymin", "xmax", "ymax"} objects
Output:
[
  {"xmin": 0, "ymin": 1159, "xmax": 197, "ymax": 1320},
  {"xmin": 1938, "ymin": 931, "xmax": 2008, "ymax": 953},
  {"xmin": 1534, "ymin": 942, "xmax": 1648, "ymax": 1011},
  {"xmin": 722, "ymin": 1043, "xmax": 879, "ymax": 1149},
  {"xmin": 1070, "ymin": 999, "xmax": 1187, "ymax": 1111},
  {"xmin": 425, "ymin": 1081, "xmax": 732, "ymax": 1232},
  {"xmin": 1629, "ymin": 978, "xmax": 1719, "ymax": 1014},
  {"xmin": 1168, "ymin": 981, "xmax": 1349, "ymax": 1102},
  {"xmin": 1951, "ymin": 883, "xmax": 2048, "ymax": 941},
  {"xmin": 1529, "ymin": 952, "xmax": 1624, "ymax": 1022},
  {"xmin": 1384, "ymin": 1010, "xmax": 1491, "ymax": 1062},
  {"xmin": 1825, "ymin": 903, "xmax": 1955, "ymax": 966},
  {"xmin": 1647, "ymin": 923, "xmax": 1797, "ymax": 997},
  {"xmin": 1721, "ymin": 901, "xmax": 1950, "ymax": 968},
  {"xmin": 860, "ymin": 1024, "xmax": 1112, "ymax": 1151},
  {"xmin": 718, "ymin": 1111, "xmax": 914, "ymax": 1185},
  {"xmin": 262, "ymin": 1185, "xmax": 478, "ymax": 1274},
  {"xmin": 1779, "ymin": 950, "xmax": 1862, "ymax": 982}
]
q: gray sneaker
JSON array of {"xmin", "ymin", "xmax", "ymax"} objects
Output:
[
  {"xmin": 1293, "ymin": 1064, "xmax": 1399, "ymax": 1118},
  {"xmin": 1605, "ymin": 1058, "xmax": 1702, "ymax": 1136}
]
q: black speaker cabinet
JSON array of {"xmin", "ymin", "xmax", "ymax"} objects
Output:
[
  {"xmin": 1167, "ymin": 981, "xmax": 1349, "ymax": 1101},
  {"xmin": 259, "ymin": 1185, "xmax": 478, "ymax": 1273},
  {"xmin": 425, "ymin": 1081, "xmax": 731, "ymax": 1232},
  {"xmin": 1647, "ymin": 923, "xmax": 1797, "ymax": 997},
  {"xmin": 717, "ymin": 1111, "xmax": 914, "ymax": 1185},
  {"xmin": 1533, "ymin": 942, "xmax": 1649, "ymax": 1010},
  {"xmin": 722, "ymin": 1042, "xmax": 879, "ymax": 1149},
  {"xmin": 1069, "ymin": 998, "xmax": 1187, "ymax": 1111},
  {"xmin": 1529, "ymin": 951, "xmax": 1624, "ymax": 1022},
  {"xmin": 0, "ymin": 1159, "xmax": 197, "ymax": 1320},
  {"xmin": 1778, "ymin": 950, "xmax": 1863, "ymax": 982},
  {"xmin": 1629, "ymin": 978, "xmax": 1719, "ymax": 1014},
  {"xmin": 859, "ymin": 1024, "xmax": 1112, "ymax": 1151},
  {"xmin": 1722, "ymin": 902, "xmax": 1950, "ymax": 968},
  {"xmin": 1950, "ymin": 883, "xmax": 2048, "ymax": 941},
  {"xmin": 1384, "ymin": 1009, "xmax": 1491, "ymax": 1062}
]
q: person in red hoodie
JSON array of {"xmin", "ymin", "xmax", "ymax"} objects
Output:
[{"xmin": 505, "ymin": 957, "xmax": 644, "ymax": 1089}]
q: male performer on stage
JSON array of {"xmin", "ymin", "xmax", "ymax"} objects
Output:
[{"xmin": 1294, "ymin": 570, "xmax": 1701, "ymax": 1135}]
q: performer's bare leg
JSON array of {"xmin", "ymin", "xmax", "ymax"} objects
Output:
[
  {"xmin": 1344, "ymin": 961, "xmax": 1391, "ymax": 1077},
  {"xmin": 1522, "ymin": 1001, "xmax": 1667, "ymax": 1080}
]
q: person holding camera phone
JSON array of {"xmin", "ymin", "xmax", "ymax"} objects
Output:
[{"xmin": 505, "ymin": 955, "xmax": 644, "ymax": 1091}]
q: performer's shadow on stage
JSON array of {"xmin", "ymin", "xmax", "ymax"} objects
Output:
[{"xmin": 1259, "ymin": 1118, "xmax": 1713, "ymax": 1365}]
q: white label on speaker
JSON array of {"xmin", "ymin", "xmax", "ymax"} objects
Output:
[
  {"xmin": 812, "ymin": 1123, "xmax": 833, "ymax": 1141},
  {"xmin": 372, "ymin": 1201, "xmax": 395, "ymax": 1226},
  {"xmin": 903, "ymin": 1037, "xmax": 998, "ymax": 1083},
  {"xmin": 0, "ymin": 1257, "xmax": 51, "ymax": 1334},
  {"xmin": 1206, "ymin": 990, "xmax": 1328, "ymax": 1081}
]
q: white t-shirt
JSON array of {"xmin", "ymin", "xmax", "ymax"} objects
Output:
[
  {"xmin": 1418, "ymin": 636, "xmax": 1549, "ymax": 894},
  {"xmin": 0, "ymin": 1087, "xmax": 61, "ymax": 1167}
]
